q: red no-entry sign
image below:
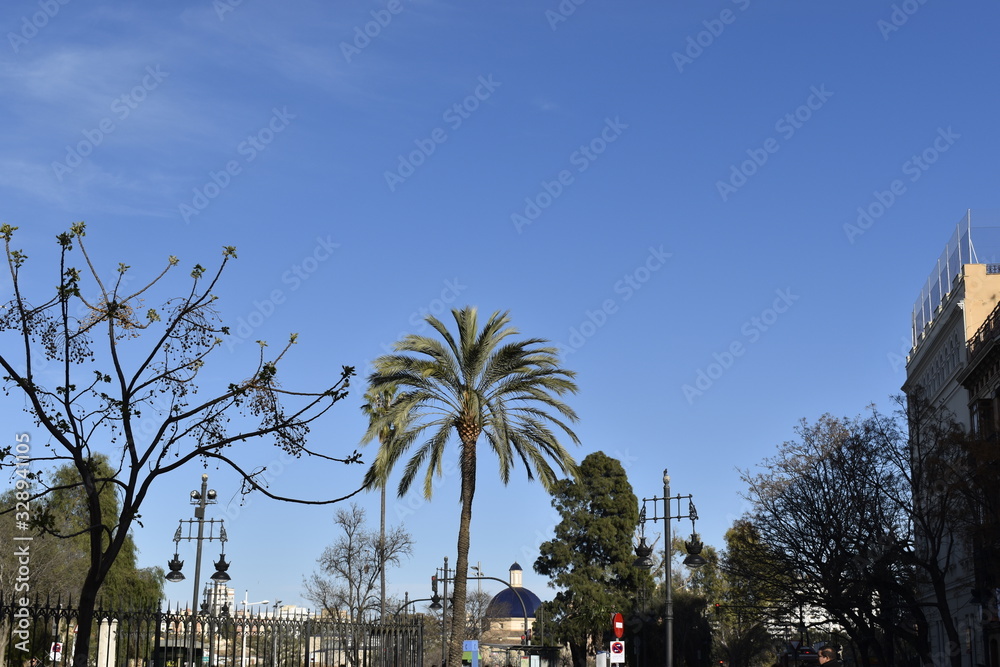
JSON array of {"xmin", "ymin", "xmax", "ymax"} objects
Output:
[{"xmin": 611, "ymin": 612, "xmax": 624, "ymax": 639}]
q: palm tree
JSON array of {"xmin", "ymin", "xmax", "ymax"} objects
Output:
[
  {"xmin": 362, "ymin": 307, "xmax": 581, "ymax": 666},
  {"xmin": 360, "ymin": 384, "xmax": 412, "ymax": 623}
]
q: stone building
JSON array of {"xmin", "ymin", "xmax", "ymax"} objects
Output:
[
  {"xmin": 483, "ymin": 562, "xmax": 542, "ymax": 645},
  {"xmin": 904, "ymin": 212, "xmax": 1000, "ymax": 667}
]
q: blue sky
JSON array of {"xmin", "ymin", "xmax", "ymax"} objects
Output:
[{"xmin": 3, "ymin": 0, "xmax": 1000, "ymax": 610}]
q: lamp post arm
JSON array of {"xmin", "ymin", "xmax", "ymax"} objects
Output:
[
  {"xmin": 467, "ymin": 575, "xmax": 529, "ymax": 640},
  {"xmin": 394, "ymin": 598, "xmax": 436, "ymax": 615}
]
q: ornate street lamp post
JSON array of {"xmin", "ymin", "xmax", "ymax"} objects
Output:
[
  {"xmin": 635, "ymin": 469, "xmax": 707, "ymax": 667},
  {"xmin": 429, "ymin": 557, "xmax": 452, "ymax": 667},
  {"xmin": 166, "ymin": 474, "xmax": 233, "ymax": 667}
]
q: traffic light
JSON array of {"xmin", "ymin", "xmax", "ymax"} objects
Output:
[{"xmin": 431, "ymin": 575, "xmax": 438, "ymax": 595}]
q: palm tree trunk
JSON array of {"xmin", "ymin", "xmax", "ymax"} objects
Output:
[
  {"xmin": 378, "ymin": 480, "xmax": 387, "ymax": 667},
  {"xmin": 447, "ymin": 441, "xmax": 476, "ymax": 667},
  {"xmin": 380, "ymin": 482, "xmax": 386, "ymax": 621}
]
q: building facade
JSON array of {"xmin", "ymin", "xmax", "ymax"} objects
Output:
[{"xmin": 904, "ymin": 213, "xmax": 1000, "ymax": 667}]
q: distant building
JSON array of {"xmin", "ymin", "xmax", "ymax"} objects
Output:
[
  {"xmin": 483, "ymin": 562, "xmax": 542, "ymax": 645},
  {"xmin": 204, "ymin": 581, "xmax": 235, "ymax": 615}
]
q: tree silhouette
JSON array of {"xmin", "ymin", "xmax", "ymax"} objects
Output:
[{"xmin": 0, "ymin": 223, "xmax": 361, "ymax": 667}]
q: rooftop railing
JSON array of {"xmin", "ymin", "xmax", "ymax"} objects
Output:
[{"xmin": 911, "ymin": 211, "xmax": 1000, "ymax": 348}]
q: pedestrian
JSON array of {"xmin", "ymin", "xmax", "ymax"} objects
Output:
[{"xmin": 818, "ymin": 647, "xmax": 843, "ymax": 667}]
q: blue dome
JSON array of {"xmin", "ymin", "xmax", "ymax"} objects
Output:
[{"xmin": 485, "ymin": 587, "xmax": 542, "ymax": 619}]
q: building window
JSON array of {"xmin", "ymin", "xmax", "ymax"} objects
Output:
[{"xmin": 973, "ymin": 399, "xmax": 996, "ymax": 438}]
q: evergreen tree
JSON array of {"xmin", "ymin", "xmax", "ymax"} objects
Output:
[
  {"xmin": 533, "ymin": 451, "xmax": 652, "ymax": 667},
  {"xmin": 0, "ymin": 454, "xmax": 163, "ymax": 607},
  {"xmin": 42, "ymin": 454, "xmax": 164, "ymax": 607}
]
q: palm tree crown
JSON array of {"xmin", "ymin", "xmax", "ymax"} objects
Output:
[
  {"xmin": 362, "ymin": 307, "xmax": 580, "ymax": 495},
  {"xmin": 361, "ymin": 306, "xmax": 580, "ymax": 666}
]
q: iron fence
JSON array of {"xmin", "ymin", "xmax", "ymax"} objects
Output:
[{"xmin": 0, "ymin": 596, "xmax": 422, "ymax": 667}]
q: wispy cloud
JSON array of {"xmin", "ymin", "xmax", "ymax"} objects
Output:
[{"xmin": 0, "ymin": 158, "xmax": 71, "ymax": 206}]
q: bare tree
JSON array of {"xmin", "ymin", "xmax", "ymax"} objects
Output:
[
  {"xmin": 0, "ymin": 223, "xmax": 363, "ymax": 667},
  {"xmin": 878, "ymin": 395, "xmax": 977, "ymax": 667},
  {"xmin": 463, "ymin": 588, "xmax": 493, "ymax": 640},
  {"xmin": 303, "ymin": 503, "xmax": 413, "ymax": 666},
  {"xmin": 740, "ymin": 412, "xmax": 926, "ymax": 665},
  {"xmin": 742, "ymin": 398, "xmax": 991, "ymax": 667}
]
